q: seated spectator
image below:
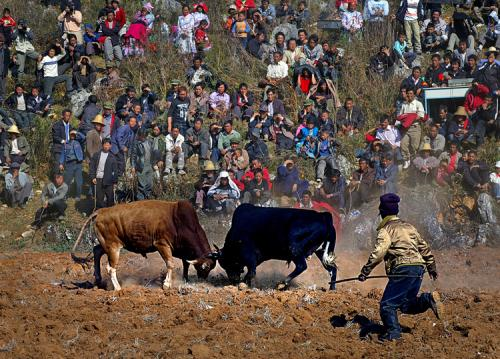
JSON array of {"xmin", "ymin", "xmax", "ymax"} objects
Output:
[
  {"xmin": 274, "ymin": 157, "xmax": 309, "ymax": 199},
  {"xmin": 469, "ymin": 94, "xmax": 497, "ymax": 146},
  {"xmin": 206, "ymin": 171, "xmax": 240, "ymax": 214},
  {"xmin": 318, "ymin": 110, "xmax": 336, "ymax": 136},
  {"xmin": 245, "ymin": 129, "xmax": 270, "ymax": 162},
  {"xmin": 194, "ymin": 161, "xmax": 217, "ymax": 209},
  {"xmin": 31, "ymin": 172, "xmax": 68, "ymax": 229},
  {"xmin": 58, "ymin": 34, "xmax": 84, "ymax": 75},
  {"xmin": 0, "ymin": 7, "xmax": 16, "ymax": 46},
  {"xmin": 375, "ymin": 153, "xmax": 398, "ymax": 194},
  {"xmin": 218, "ymin": 120, "xmax": 242, "ymax": 159},
  {"xmin": 276, "ymin": 0, "xmax": 294, "ymax": 21},
  {"xmin": 4, "ymin": 125, "xmax": 30, "ymax": 166},
  {"xmin": 235, "ymin": 0, "xmax": 256, "ymax": 13},
  {"xmin": 12, "ymin": 19, "xmax": 39, "ymax": 78},
  {"xmin": 165, "ymin": 127, "xmax": 186, "ymax": 175},
  {"xmin": 476, "ymin": 47, "xmax": 500, "ymax": 95},
  {"xmin": 37, "ymin": 42, "xmax": 73, "ymax": 97},
  {"xmin": 265, "ymin": 51, "xmax": 289, "ymax": 87},
  {"xmin": 435, "ymin": 160, "xmax": 451, "ymax": 186},
  {"xmin": 490, "ymin": 161, "xmax": 500, "ymax": 203},
  {"xmin": 184, "ymin": 118, "xmax": 210, "ymax": 163},
  {"xmin": 348, "ymin": 158, "xmax": 375, "ymax": 207},
  {"xmin": 27, "ymin": 86, "xmax": 51, "ymax": 118},
  {"xmin": 242, "ymin": 158, "xmax": 272, "ymax": 188},
  {"xmin": 5, "ymin": 84, "xmax": 33, "ymax": 130},
  {"xmin": 231, "ymin": 11, "xmax": 251, "ymax": 48},
  {"xmin": 249, "ymin": 104, "xmax": 273, "ymax": 140},
  {"xmin": 246, "ymin": 32, "xmax": 266, "ymax": 60},
  {"xmin": 421, "ymin": 125, "xmax": 445, "ymax": 156},
  {"xmin": 438, "ymin": 141, "xmax": 462, "ymax": 174},
  {"xmin": 446, "ymin": 59, "xmax": 466, "ymax": 81},
  {"xmin": 268, "ymin": 32, "xmax": 287, "ymax": 63},
  {"xmin": 270, "ymin": 114, "xmax": 294, "ymax": 153},
  {"xmin": 4, "ymin": 162, "xmax": 32, "ymax": 208},
  {"xmin": 425, "ymin": 53, "xmax": 446, "ymax": 87},
  {"xmin": 296, "ymin": 118, "xmax": 319, "ymax": 158},
  {"xmin": 284, "ymin": 38, "xmax": 305, "ymax": 70},
  {"xmin": 412, "ymin": 143, "xmax": 440, "ymax": 183},
  {"xmin": 188, "ymin": 83, "xmax": 210, "ymax": 121},
  {"xmin": 291, "ymin": 1, "xmax": 310, "ymax": 28},
  {"xmin": 57, "ymin": 3, "xmax": 83, "ymax": 44},
  {"xmin": 242, "ymin": 168, "xmax": 271, "ymax": 205},
  {"xmin": 368, "ymin": 45, "xmax": 394, "ymax": 78},
  {"xmin": 401, "ymin": 67, "xmax": 424, "ymax": 99},
  {"xmin": 259, "ymin": 0, "xmax": 276, "ymax": 24},
  {"xmin": 232, "ymin": 83, "xmax": 254, "ymax": 120},
  {"xmin": 432, "ymin": 104, "xmax": 452, "ymax": 136},
  {"xmin": 464, "ymin": 54, "xmax": 479, "ymax": 78},
  {"xmin": 100, "ymin": 10, "xmax": 123, "ymax": 68},
  {"xmin": 364, "ymin": 0, "xmax": 389, "ymax": 23},
  {"xmin": 264, "ymin": 88, "xmax": 286, "ymax": 116},
  {"xmin": 318, "ymin": 169, "xmax": 346, "ymax": 210},
  {"xmin": 209, "ymin": 123, "xmax": 221, "ymax": 165},
  {"xmin": 337, "ymin": 97, "xmax": 365, "ymax": 136},
  {"xmin": 462, "ymin": 150, "xmax": 490, "ymax": 193},
  {"xmin": 421, "ymin": 10, "xmax": 449, "ymax": 45},
  {"xmin": 393, "ymin": 33, "xmax": 416, "ymax": 68},
  {"xmin": 209, "ymin": 81, "xmax": 231, "ymax": 122},
  {"xmin": 296, "ymin": 67, "xmax": 317, "ymax": 95},
  {"xmin": 83, "ymin": 23, "xmax": 101, "ymax": 56},
  {"xmin": 478, "ymin": 17, "xmax": 498, "ymax": 50},
  {"xmin": 422, "ymin": 23, "xmax": 442, "ymax": 53},
  {"xmin": 318, "ymin": 42, "xmax": 343, "ymax": 83},
  {"xmin": 303, "ymin": 34, "xmax": 323, "ymax": 67},
  {"xmin": 453, "ymin": 40, "xmax": 476, "ymax": 68},
  {"xmin": 447, "ymin": 11, "xmax": 477, "ymax": 51},
  {"xmin": 224, "ymin": 5, "xmax": 237, "ymax": 31},
  {"xmin": 446, "ymin": 106, "xmax": 472, "ymax": 145},
  {"xmin": 464, "ymin": 82, "xmax": 490, "ymax": 117},
  {"xmin": 315, "ymin": 130, "xmax": 340, "ymax": 182},
  {"xmin": 186, "ymin": 56, "xmax": 213, "ymax": 88},
  {"xmin": 89, "ymin": 138, "xmax": 117, "ymax": 208},
  {"xmin": 223, "ymin": 139, "xmax": 249, "ymax": 179},
  {"xmin": 341, "ymin": 2, "xmax": 363, "ymax": 41},
  {"xmin": 59, "ymin": 129, "xmax": 84, "ymax": 200},
  {"xmin": 442, "ymin": 52, "xmax": 452, "ymax": 71},
  {"xmin": 73, "ymin": 55, "xmax": 97, "ymax": 90}
]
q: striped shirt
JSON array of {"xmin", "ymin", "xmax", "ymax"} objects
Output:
[{"xmin": 37, "ymin": 49, "xmax": 66, "ymax": 78}]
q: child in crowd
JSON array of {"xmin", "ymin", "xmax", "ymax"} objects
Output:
[
  {"xmin": 393, "ymin": 33, "xmax": 416, "ymax": 69},
  {"xmin": 195, "ymin": 19, "xmax": 211, "ymax": 52}
]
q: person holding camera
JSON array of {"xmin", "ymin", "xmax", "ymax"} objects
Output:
[
  {"xmin": 57, "ymin": 2, "xmax": 83, "ymax": 44},
  {"xmin": 12, "ymin": 19, "xmax": 39, "ymax": 78}
]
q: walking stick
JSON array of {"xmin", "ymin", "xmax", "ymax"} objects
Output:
[
  {"xmin": 331, "ymin": 274, "xmax": 423, "ymax": 285},
  {"xmin": 93, "ymin": 182, "xmax": 97, "ymax": 212}
]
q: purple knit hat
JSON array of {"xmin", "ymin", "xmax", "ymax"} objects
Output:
[{"xmin": 379, "ymin": 193, "xmax": 400, "ymax": 218}]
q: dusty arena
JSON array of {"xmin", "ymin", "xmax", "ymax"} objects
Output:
[{"xmin": 0, "ymin": 242, "xmax": 498, "ymax": 358}]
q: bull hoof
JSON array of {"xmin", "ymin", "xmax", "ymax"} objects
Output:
[
  {"xmin": 276, "ymin": 282, "xmax": 289, "ymax": 291},
  {"xmin": 162, "ymin": 284, "xmax": 172, "ymax": 291}
]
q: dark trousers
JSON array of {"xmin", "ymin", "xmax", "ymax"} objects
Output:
[
  {"xmin": 95, "ymin": 178, "xmax": 114, "ymax": 208},
  {"xmin": 380, "ymin": 265, "xmax": 432, "ymax": 338},
  {"xmin": 63, "ymin": 161, "xmax": 83, "ymax": 198},
  {"xmin": 33, "ymin": 199, "xmax": 67, "ymax": 226}
]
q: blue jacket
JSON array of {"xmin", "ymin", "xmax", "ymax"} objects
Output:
[
  {"xmin": 111, "ymin": 124, "xmax": 136, "ymax": 154},
  {"xmin": 376, "ymin": 163, "xmax": 399, "ymax": 194},
  {"xmin": 60, "ymin": 139, "xmax": 84, "ymax": 164}
]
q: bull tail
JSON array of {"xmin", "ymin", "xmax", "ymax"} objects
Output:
[{"xmin": 71, "ymin": 211, "xmax": 99, "ymax": 264}]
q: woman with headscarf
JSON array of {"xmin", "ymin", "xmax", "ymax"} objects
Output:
[
  {"xmin": 193, "ymin": 2, "xmax": 210, "ymax": 28},
  {"xmin": 124, "ymin": 2, "xmax": 155, "ymax": 56},
  {"xmin": 207, "ymin": 170, "xmax": 240, "ymax": 214},
  {"xmin": 177, "ymin": 5, "xmax": 196, "ymax": 54}
]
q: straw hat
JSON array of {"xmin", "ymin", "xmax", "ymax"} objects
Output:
[
  {"xmin": 454, "ymin": 106, "xmax": 467, "ymax": 117},
  {"xmin": 421, "ymin": 143, "xmax": 432, "ymax": 151},
  {"xmin": 92, "ymin": 114, "xmax": 105, "ymax": 125},
  {"xmin": 204, "ymin": 161, "xmax": 216, "ymax": 171},
  {"xmin": 485, "ymin": 46, "xmax": 499, "ymax": 56},
  {"xmin": 7, "ymin": 125, "xmax": 20, "ymax": 134}
]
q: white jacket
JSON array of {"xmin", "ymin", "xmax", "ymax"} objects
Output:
[
  {"xmin": 14, "ymin": 28, "xmax": 35, "ymax": 53},
  {"xmin": 166, "ymin": 133, "xmax": 184, "ymax": 152}
]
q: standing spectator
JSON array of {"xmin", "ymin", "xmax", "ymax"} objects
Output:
[
  {"xmin": 101, "ymin": 10, "xmax": 123, "ymax": 68},
  {"xmin": 111, "ymin": 116, "xmax": 137, "ymax": 175},
  {"xmin": 111, "ymin": 0, "xmax": 126, "ymax": 28},
  {"xmin": 337, "ymin": 97, "xmax": 365, "ymax": 135},
  {"xmin": 0, "ymin": 34, "xmax": 10, "ymax": 102},
  {"xmin": 315, "ymin": 130, "xmax": 340, "ymax": 182},
  {"xmin": 490, "ymin": 161, "xmax": 500, "ymax": 203},
  {"xmin": 165, "ymin": 127, "xmax": 186, "ymax": 175},
  {"xmin": 231, "ymin": 11, "xmax": 251, "ymax": 48},
  {"xmin": 167, "ymin": 86, "xmax": 190, "ymax": 135},
  {"xmin": 376, "ymin": 115, "xmax": 402, "ymax": 158},
  {"xmin": 59, "ymin": 129, "xmax": 84, "ymax": 201},
  {"xmin": 32, "ymin": 172, "xmax": 68, "ymax": 228},
  {"xmin": 447, "ymin": 11, "xmax": 477, "ymax": 51},
  {"xmin": 396, "ymin": 0, "xmax": 423, "ymax": 54},
  {"xmin": 130, "ymin": 128, "xmax": 154, "ymax": 200},
  {"xmin": 85, "ymin": 115, "xmax": 104, "ymax": 160},
  {"xmin": 4, "ymin": 162, "xmax": 32, "ymax": 208},
  {"xmin": 58, "ymin": 3, "xmax": 83, "ymax": 44},
  {"xmin": 102, "ymin": 102, "xmax": 119, "ymax": 139},
  {"xmin": 399, "ymin": 87, "xmax": 425, "ymax": 169},
  {"xmin": 89, "ymin": 138, "xmax": 117, "ymax": 208},
  {"xmin": 0, "ymin": 8, "xmax": 16, "ymax": 46},
  {"xmin": 5, "ymin": 84, "xmax": 33, "ymax": 130},
  {"xmin": 78, "ymin": 95, "xmax": 100, "ymax": 135},
  {"xmin": 37, "ymin": 42, "xmax": 73, "ymax": 97},
  {"xmin": 341, "ymin": 2, "xmax": 363, "ymax": 41},
  {"xmin": 51, "ymin": 109, "xmax": 73, "ymax": 167},
  {"xmin": 12, "ymin": 19, "xmax": 38, "ymax": 78},
  {"xmin": 464, "ymin": 82, "xmax": 489, "ymax": 117},
  {"xmin": 177, "ymin": 5, "xmax": 196, "ymax": 54}
]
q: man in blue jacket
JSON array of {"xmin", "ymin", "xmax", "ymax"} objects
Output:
[
  {"xmin": 111, "ymin": 116, "xmax": 137, "ymax": 175},
  {"xmin": 59, "ymin": 129, "xmax": 84, "ymax": 200}
]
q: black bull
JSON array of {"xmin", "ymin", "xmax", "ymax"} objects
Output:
[{"xmin": 215, "ymin": 204, "xmax": 338, "ymax": 290}]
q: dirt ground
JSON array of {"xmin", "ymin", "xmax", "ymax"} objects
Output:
[{"xmin": 0, "ymin": 246, "xmax": 499, "ymax": 358}]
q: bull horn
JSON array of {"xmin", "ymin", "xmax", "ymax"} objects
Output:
[{"xmin": 214, "ymin": 244, "xmax": 221, "ymax": 252}]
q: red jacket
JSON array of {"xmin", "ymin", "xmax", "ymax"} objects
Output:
[
  {"xmin": 464, "ymin": 83, "xmax": 489, "ymax": 113},
  {"xmin": 242, "ymin": 167, "xmax": 272, "ymax": 189},
  {"xmin": 235, "ymin": 0, "xmax": 256, "ymax": 11},
  {"xmin": 115, "ymin": 7, "xmax": 126, "ymax": 28}
]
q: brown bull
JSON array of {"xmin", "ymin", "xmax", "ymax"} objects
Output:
[{"xmin": 72, "ymin": 200, "xmax": 216, "ymax": 290}]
